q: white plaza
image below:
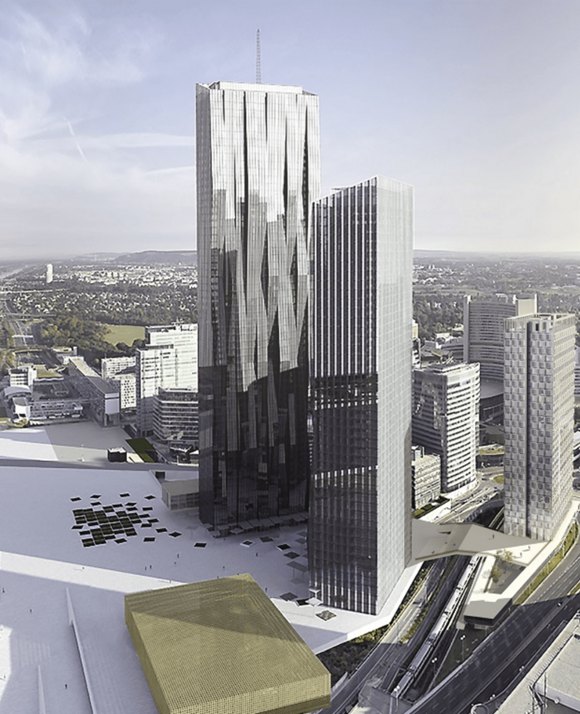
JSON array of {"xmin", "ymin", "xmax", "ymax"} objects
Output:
[{"xmin": 0, "ymin": 425, "xmax": 418, "ymax": 714}]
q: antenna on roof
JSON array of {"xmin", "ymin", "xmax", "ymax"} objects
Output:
[{"xmin": 256, "ymin": 29, "xmax": 262, "ymax": 83}]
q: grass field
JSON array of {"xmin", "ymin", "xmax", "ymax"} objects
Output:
[{"xmin": 103, "ymin": 324, "xmax": 145, "ymax": 346}]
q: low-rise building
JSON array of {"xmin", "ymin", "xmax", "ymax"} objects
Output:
[
  {"xmin": 124, "ymin": 575, "xmax": 331, "ymax": 714},
  {"xmin": 8, "ymin": 366, "xmax": 36, "ymax": 387},
  {"xmin": 30, "ymin": 398, "xmax": 83, "ymax": 422},
  {"xmin": 68, "ymin": 357, "xmax": 120, "ymax": 427},
  {"xmin": 161, "ymin": 478, "xmax": 199, "ymax": 511}
]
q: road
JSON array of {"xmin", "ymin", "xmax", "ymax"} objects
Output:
[
  {"xmin": 527, "ymin": 527, "xmax": 580, "ymax": 604},
  {"xmin": 319, "ymin": 557, "xmax": 471, "ymax": 714},
  {"xmin": 0, "ymin": 297, "xmax": 35, "ymax": 347},
  {"xmin": 407, "ymin": 593, "xmax": 580, "ymax": 713}
]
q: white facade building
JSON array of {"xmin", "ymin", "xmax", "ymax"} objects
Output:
[
  {"xmin": 412, "ymin": 362, "xmax": 480, "ymax": 494},
  {"xmin": 8, "ymin": 366, "xmax": 37, "ymax": 387},
  {"xmin": 504, "ymin": 313, "xmax": 575, "ymax": 541},
  {"xmin": 136, "ymin": 324, "xmax": 197, "ymax": 436},
  {"xmin": 101, "ymin": 356, "xmax": 137, "ymax": 411}
]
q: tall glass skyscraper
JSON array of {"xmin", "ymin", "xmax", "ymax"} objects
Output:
[
  {"xmin": 309, "ymin": 176, "xmax": 413, "ymax": 614},
  {"xmin": 196, "ymin": 82, "xmax": 320, "ymax": 527},
  {"xmin": 504, "ymin": 313, "xmax": 575, "ymax": 541}
]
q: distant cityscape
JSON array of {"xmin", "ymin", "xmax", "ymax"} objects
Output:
[{"xmin": 1, "ymin": 72, "xmax": 580, "ymax": 714}]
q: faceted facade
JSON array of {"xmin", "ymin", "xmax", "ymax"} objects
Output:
[
  {"xmin": 504, "ymin": 314, "xmax": 575, "ymax": 541},
  {"xmin": 196, "ymin": 82, "xmax": 320, "ymax": 526},
  {"xmin": 309, "ymin": 177, "xmax": 413, "ymax": 614},
  {"xmin": 412, "ymin": 363, "xmax": 480, "ymax": 494}
]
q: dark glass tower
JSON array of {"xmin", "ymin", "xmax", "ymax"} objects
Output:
[
  {"xmin": 196, "ymin": 82, "xmax": 320, "ymax": 527},
  {"xmin": 309, "ymin": 177, "xmax": 413, "ymax": 614}
]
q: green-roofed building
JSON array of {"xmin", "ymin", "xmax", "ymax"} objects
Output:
[{"xmin": 125, "ymin": 574, "xmax": 331, "ymax": 714}]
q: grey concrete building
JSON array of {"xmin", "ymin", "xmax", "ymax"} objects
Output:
[
  {"xmin": 196, "ymin": 82, "xmax": 320, "ymax": 528},
  {"xmin": 309, "ymin": 176, "xmax": 413, "ymax": 615},
  {"xmin": 68, "ymin": 356, "xmax": 120, "ymax": 427},
  {"xmin": 411, "ymin": 446, "xmax": 441, "ymax": 510},
  {"xmin": 504, "ymin": 313, "xmax": 575, "ymax": 541},
  {"xmin": 153, "ymin": 388, "xmax": 198, "ymax": 448},
  {"xmin": 412, "ymin": 363, "xmax": 480, "ymax": 494}
]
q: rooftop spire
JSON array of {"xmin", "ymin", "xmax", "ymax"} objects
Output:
[{"xmin": 256, "ymin": 29, "xmax": 262, "ymax": 83}]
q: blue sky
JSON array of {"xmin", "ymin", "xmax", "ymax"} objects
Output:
[{"xmin": 1, "ymin": 0, "xmax": 580, "ymax": 258}]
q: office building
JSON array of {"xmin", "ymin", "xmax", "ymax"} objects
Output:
[
  {"xmin": 412, "ymin": 318, "xmax": 421, "ymax": 368},
  {"xmin": 146, "ymin": 324, "xmax": 197, "ymax": 388},
  {"xmin": 411, "ymin": 446, "xmax": 441, "ymax": 510},
  {"xmin": 136, "ymin": 324, "xmax": 197, "ymax": 436},
  {"xmin": 153, "ymin": 388, "xmax": 198, "ymax": 448},
  {"xmin": 101, "ymin": 356, "xmax": 137, "ymax": 411},
  {"xmin": 309, "ymin": 176, "xmax": 413, "ymax": 614},
  {"xmin": 575, "ymin": 346, "xmax": 580, "ymax": 400},
  {"xmin": 463, "ymin": 293, "xmax": 537, "ymax": 382},
  {"xmin": 196, "ymin": 81, "xmax": 320, "ymax": 527},
  {"xmin": 8, "ymin": 365, "xmax": 36, "ymax": 387},
  {"xmin": 68, "ymin": 356, "xmax": 120, "ymax": 426},
  {"xmin": 504, "ymin": 313, "xmax": 575, "ymax": 541},
  {"xmin": 46, "ymin": 263, "xmax": 53, "ymax": 284},
  {"xmin": 413, "ymin": 363, "xmax": 480, "ymax": 494}
]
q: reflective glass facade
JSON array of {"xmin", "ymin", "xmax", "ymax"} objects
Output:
[
  {"xmin": 196, "ymin": 82, "xmax": 320, "ymax": 526},
  {"xmin": 309, "ymin": 177, "xmax": 413, "ymax": 614}
]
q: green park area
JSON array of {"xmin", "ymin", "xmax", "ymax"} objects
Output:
[
  {"xmin": 104, "ymin": 324, "xmax": 145, "ymax": 346},
  {"xmin": 126, "ymin": 437, "xmax": 157, "ymax": 463}
]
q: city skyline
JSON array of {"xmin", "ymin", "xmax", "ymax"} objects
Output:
[{"xmin": 3, "ymin": 1, "xmax": 580, "ymax": 258}]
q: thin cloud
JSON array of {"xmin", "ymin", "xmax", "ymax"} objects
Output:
[{"xmin": 0, "ymin": 6, "xmax": 193, "ymax": 259}]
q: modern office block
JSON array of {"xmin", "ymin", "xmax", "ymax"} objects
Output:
[
  {"xmin": 196, "ymin": 81, "xmax": 320, "ymax": 527},
  {"xmin": 413, "ymin": 363, "xmax": 480, "ymax": 494},
  {"xmin": 504, "ymin": 314, "xmax": 575, "ymax": 541},
  {"xmin": 101, "ymin": 356, "xmax": 137, "ymax": 411},
  {"xmin": 411, "ymin": 446, "xmax": 441, "ymax": 510},
  {"xmin": 136, "ymin": 324, "xmax": 197, "ymax": 436},
  {"xmin": 46, "ymin": 263, "xmax": 53, "ymax": 284},
  {"xmin": 146, "ymin": 324, "xmax": 198, "ymax": 388},
  {"xmin": 463, "ymin": 293, "xmax": 537, "ymax": 382},
  {"xmin": 153, "ymin": 387, "xmax": 198, "ymax": 448},
  {"xmin": 309, "ymin": 176, "xmax": 413, "ymax": 615}
]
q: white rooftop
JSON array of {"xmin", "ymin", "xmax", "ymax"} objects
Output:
[{"xmin": 0, "ymin": 424, "xmax": 419, "ymax": 713}]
